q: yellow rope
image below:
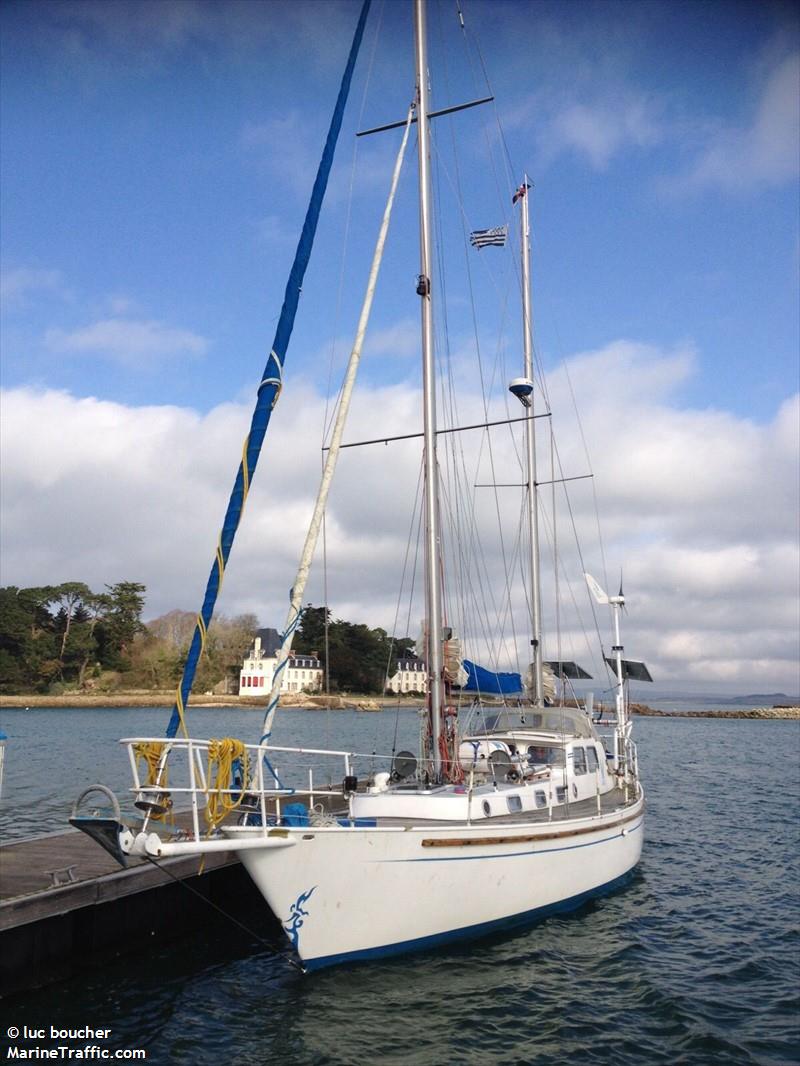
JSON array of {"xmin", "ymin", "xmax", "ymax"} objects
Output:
[
  {"xmin": 172, "ymin": 684, "xmax": 189, "ymax": 739},
  {"xmin": 204, "ymin": 737, "xmax": 250, "ymax": 834},
  {"xmin": 133, "ymin": 742, "xmax": 173, "ymax": 822},
  {"xmin": 241, "ymin": 435, "xmax": 251, "ymax": 501},
  {"xmin": 216, "ymin": 536, "xmax": 226, "ymax": 588}
]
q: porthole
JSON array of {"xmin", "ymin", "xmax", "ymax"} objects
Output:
[{"xmin": 482, "ymin": 800, "xmax": 491, "ymax": 816}]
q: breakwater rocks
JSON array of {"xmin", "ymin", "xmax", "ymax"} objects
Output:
[{"xmin": 630, "ymin": 703, "xmax": 800, "ymax": 720}]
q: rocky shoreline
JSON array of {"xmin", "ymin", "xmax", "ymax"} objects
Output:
[
  {"xmin": 629, "ymin": 703, "xmax": 800, "ymax": 720},
  {"xmin": 0, "ymin": 693, "xmax": 797, "ymax": 718}
]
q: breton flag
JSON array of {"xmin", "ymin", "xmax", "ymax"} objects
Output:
[
  {"xmin": 512, "ymin": 182, "xmax": 531, "ymax": 204},
  {"xmin": 469, "ymin": 225, "xmax": 508, "ymax": 249}
]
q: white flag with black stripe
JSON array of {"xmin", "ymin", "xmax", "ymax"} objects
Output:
[{"xmin": 469, "ymin": 225, "xmax": 507, "ymax": 249}]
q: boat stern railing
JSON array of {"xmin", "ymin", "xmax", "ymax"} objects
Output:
[{"xmin": 120, "ymin": 735, "xmax": 399, "ymax": 844}]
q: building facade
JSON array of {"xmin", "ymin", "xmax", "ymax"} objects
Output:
[
  {"xmin": 386, "ymin": 657, "xmax": 427, "ymax": 694},
  {"xmin": 239, "ymin": 628, "xmax": 323, "ymax": 695}
]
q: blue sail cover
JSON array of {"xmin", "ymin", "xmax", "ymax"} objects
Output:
[
  {"xmin": 461, "ymin": 660, "xmax": 523, "ymax": 695},
  {"xmin": 166, "ymin": 0, "xmax": 371, "ymax": 739}
]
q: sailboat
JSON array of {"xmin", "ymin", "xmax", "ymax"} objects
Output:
[{"xmin": 73, "ymin": 0, "xmax": 648, "ymax": 970}]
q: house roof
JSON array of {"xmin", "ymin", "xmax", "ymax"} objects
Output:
[{"xmin": 252, "ymin": 627, "xmax": 281, "ymax": 656}]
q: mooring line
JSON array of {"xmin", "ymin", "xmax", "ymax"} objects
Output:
[{"xmin": 143, "ymin": 855, "xmax": 304, "ymax": 973}]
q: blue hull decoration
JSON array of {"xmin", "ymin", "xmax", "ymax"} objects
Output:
[
  {"xmin": 284, "ymin": 886, "xmax": 317, "ymax": 952},
  {"xmin": 166, "ymin": 0, "xmax": 371, "ymax": 738}
]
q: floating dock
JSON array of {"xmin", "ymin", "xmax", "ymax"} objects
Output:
[{"xmin": 0, "ymin": 818, "xmax": 280, "ymax": 997}]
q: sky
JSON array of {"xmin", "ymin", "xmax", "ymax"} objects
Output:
[{"xmin": 1, "ymin": 0, "xmax": 798, "ymax": 697}]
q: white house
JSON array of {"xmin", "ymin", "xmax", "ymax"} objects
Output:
[
  {"xmin": 386, "ymin": 657, "xmax": 427, "ymax": 694},
  {"xmin": 240, "ymin": 628, "xmax": 323, "ymax": 695}
]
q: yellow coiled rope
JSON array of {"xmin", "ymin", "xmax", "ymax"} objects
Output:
[
  {"xmin": 133, "ymin": 741, "xmax": 173, "ymax": 823},
  {"xmin": 204, "ymin": 738, "xmax": 250, "ymax": 834}
]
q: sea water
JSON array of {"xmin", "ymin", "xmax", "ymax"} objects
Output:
[{"xmin": 0, "ymin": 706, "xmax": 798, "ymax": 1065}]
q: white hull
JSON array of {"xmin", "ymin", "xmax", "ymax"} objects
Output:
[{"xmin": 226, "ymin": 795, "xmax": 644, "ymax": 969}]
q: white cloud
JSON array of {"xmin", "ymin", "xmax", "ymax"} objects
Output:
[
  {"xmin": 1, "ymin": 343, "xmax": 797, "ymax": 693},
  {"xmin": 44, "ymin": 318, "xmax": 210, "ymax": 365},
  {"xmin": 500, "ymin": 70, "xmax": 664, "ymax": 172},
  {"xmin": 240, "ymin": 111, "xmax": 323, "ymax": 197},
  {"xmin": 364, "ymin": 318, "xmax": 419, "ymax": 360},
  {"xmin": 1, "ymin": 267, "xmax": 68, "ymax": 307},
  {"xmin": 19, "ymin": 0, "xmax": 357, "ymax": 75},
  {"xmin": 546, "ymin": 94, "xmax": 662, "ymax": 170},
  {"xmin": 505, "ymin": 48, "xmax": 799, "ymax": 193},
  {"xmin": 671, "ymin": 51, "xmax": 800, "ymax": 193},
  {"xmin": 255, "ymin": 214, "xmax": 297, "ymax": 247}
]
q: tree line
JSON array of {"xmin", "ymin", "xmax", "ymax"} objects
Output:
[
  {"xmin": 0, "ymin": 583, "xmax": 256, "ymax": 695},
  {"xmin": 293, "ymin": 605, "xmax": 416, "ymax": 694},
  {"xmin": 0, "ymin": 587, "xmax": 416, "ymax": 696}
]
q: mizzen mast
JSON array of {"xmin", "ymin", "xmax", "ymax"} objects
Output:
[{"xmin": 509, "ymin": 177, "xmax": 544, "ymax": 705}]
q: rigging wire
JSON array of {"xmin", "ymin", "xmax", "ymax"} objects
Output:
[
  {"xmin": 385, "ymin": 460, "xmax": 425, "ymax": 758},
  {"xmin": 317, "ymin": 1, "xmax": 386, "ymax": 755},
  {"xmin": 321, "ymin": 0, "xmax": 386, "ymax": 447},
  {"xmin": 425, "ymin": 5, "xmax": 526, "ymax": 678}
]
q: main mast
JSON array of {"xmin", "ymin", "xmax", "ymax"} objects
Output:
[
  {"xmin": 414, "ymin": 0, "xmax": 443, "ymax": 776},
  {"xmin": 518, "ymin": 177, "xmax": 544, "ymax": 704}
]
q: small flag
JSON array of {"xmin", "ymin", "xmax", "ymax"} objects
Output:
[
  {"xmin": 469, "ymin": 225, "xmax": 508, "ymax": 249},
  {"xmin": 512, "ymin": 182, "xmax": 531, "ymax": 204}
]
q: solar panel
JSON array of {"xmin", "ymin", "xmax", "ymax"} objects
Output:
[
  {"xmin": 604, "ymin": 657, "xmax": 653, "ymax": 682},
  {"xmin": 544, "ymin": 660, "xmax": 592, "ymax": 680}
]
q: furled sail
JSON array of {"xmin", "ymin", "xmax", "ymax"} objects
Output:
[
  {"xmin": 443, "ymin": 638, "xmax": 468, "ymax": 688},
  {"xmin": 524, "ymin": 661, "xmax": 556, "ymax": 702},
  {"xmin": 165, "ymin": 0, "xmax": 371, "ymax": 739}
]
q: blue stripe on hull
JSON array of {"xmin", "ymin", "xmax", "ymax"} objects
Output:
[{"xmin": 302, "ymin": 866, "xmax": 638, "ymax": 972}]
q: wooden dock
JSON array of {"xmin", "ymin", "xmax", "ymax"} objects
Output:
[{"xmin": 0, "ymin": 818, "xmax": 281, "ymax": 997}]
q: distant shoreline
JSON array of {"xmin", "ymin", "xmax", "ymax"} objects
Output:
[
  {"xmin": 0, "ymin": 693, "xmax": 797, "ymax": 719},
  {"xmin": 0, "ymin": 692, "xmax": 418, "ymax": 711}
]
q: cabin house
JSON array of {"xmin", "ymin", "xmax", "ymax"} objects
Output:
[
  {"xmin": 387, "ymin": 657, "xmax": 427, "ymax": 694},
  {"xmin": 239, "ymin": 627, "xmax": 323, "ymax": 695}
]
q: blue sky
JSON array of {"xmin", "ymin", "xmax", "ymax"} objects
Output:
[{"xmin": 1, "ymin": 0, "xmax": 798, "ymax": 694}]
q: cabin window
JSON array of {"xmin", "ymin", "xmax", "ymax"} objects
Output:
[
  {"xmin": 507, "ymin": 795, "xmax": 522, "ymax": 813},
  {"xmin": 556, "ymin": 786, "xmax": 567, "ymax": 803},
  {"xmin": 534, "ymin": 790, "xmax": 546, "ymax": 809},
  {"xmin": 587, "ymin": 747, "xmax": 599, "ymax": 773},
  {"xmin": 573, "ymin": 747, "xmax": 587, "ymax": 776}
]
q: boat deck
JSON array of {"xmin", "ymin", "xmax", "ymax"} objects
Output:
[{"xmin": 361, "ymin": 785, "xmax": 636, "ymax": 829}]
